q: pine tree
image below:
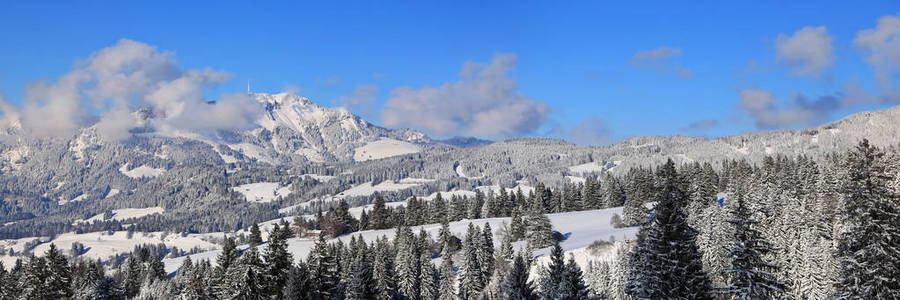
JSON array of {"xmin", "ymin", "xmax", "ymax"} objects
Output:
[
  {"xmin": 459, "ymin": 223, "xmax": 485, "ymax": 300},
  {"xmin": 833, "ymin": 140, "xmax": 900, "ymax": 299},
  {"xmin": 438, "ymin": 246, "xmax": 457, "ymax": 300},
  {"xmin": 213, "ymin": 237, "xmax": 240, "ymax": 293},
  {"xmin": 43, "ymin": 243, "xmax": 73, "ymax": 299},
  {"xmin": 480, "ymin": 223, "xmax": 495, "ymax": 280},
  {"xmin": 308, "ymin": 235, "xmax": 339, "ymax": 299},
  {"xmin": 345, "ymin": 248, "xmax": 374, "ymax": 300},
  {"xmin": 282, "ymin": 263, "xmax": 312, "ymax": 299},
  {"xmin": 501, "ymin": 255, "xmax": 534, "ymax": 300},
  {"xmin": 17, "ymin": 255, "xmax": 49, "ymax": 299},
  {"xmin": 626, "ymin": 159, "xmax": 712, "ymax": 300},
  {"xmin": 394, "ymin": 227, "xmax": 421, "ymax": 300},
  {"xmin": 371, "ymin": 195, "xmax": 389, "ymax": 230},
  {"xmin": 120, "ymin": 255, "xmax": 143, "ymax": 298},
  {"xmin": 221, "ymin": 247, "xmax": 266, "ymax": 300},
  {"xmin": 263, "ymin": 224, "xmax": 294, "ymax": 298},
  {"xmin": 718, "ymin": 190, "xmax": 786, "ymax": 299},
  {"xmin": 249, "ymin": 223, "xmax": 263, "ymax": 246},
  {"xmin": 419, "ymin": 253, "xmax": 439, "ymax": 300},
  {"xmin": 561, "ymin": 257, "xmax": 590, "ymax": 300},
  {"xmin": 372, "ymin": 237, "xmax": 397, "ymax": 300},
  {"xmin": 510, "ymin": 209, "xmax": 526, "ymax": 241},
  {"xmin": 524, "ymin": 209, "xmax": 554, "ymax": 248}
]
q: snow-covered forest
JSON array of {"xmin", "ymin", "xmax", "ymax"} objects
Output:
[{"xmin": 1, "ymin": 138, "xmax": 898, "ymax": 299}]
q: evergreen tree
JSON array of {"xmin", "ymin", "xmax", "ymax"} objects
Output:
[
  {"xmin": 833, "ymin": 140, "xmax": 900, "ymax": 299},
  {"xmin": 419, "ymin": 253, "xmax": 439, "ymax": 300},
  {"xmin": 282, "ymin": 263, "xmax": 312, "ymax": 300},
  {"xmin": 524, "ymin": 209, "xmax": 554, "ymax": 248},
  {"xmin": 718, "ymin": 190, "xmax": 786, "ymax": 299},
  {"xmin": 248, "ymin": 223, "xmax": 263, "ymax": 246},
  {"xmin": 480, "ymin": 223, "xmax": 495, "ymax": 280},
  {"xmin": 626, "ymin": 159, "xmax": 712, "ymax": 300},
  {"xmin": 501, "ymin": 255, "xmax": 534, "ymax": 300},
  {"xmin": 371, "ymin": 195, "xmax": 389, "ymax": 230},
  {"xmin": 459, "ymin": 223, "xmax": 485, "ymax": 300},
  {"xmin": 120, "ymin": 255, "xmax": 143, "ymax": 298},
  {"xmin": 438, "ymin": 246, "xmax": 457, "ymax": 300},
  {"xmin": 510, "ymin": 209, "xmax": 526, "ymax": 241},
  {"xmin": 17, "ymin": 256, "xmax": 49, "ymax": 299},
  {"xmin": 345, "ymin": 248, "xmax": 374, "ymax": 300},
  {"xmin": 43, "ymin": 244, "xmax": 73, "ymax": 299},
  {"xmin": 308, "ymin": 235, "xmax": 339, "ymax": 299},
  {"xmin": 213, "ymin": 236, "xmax": 240, "ymax": 297},
  {"xmin": 372, "ymin": 237, "xmax": 397, "ymax": 300},
  {"xmin": 263, "ymin": 224, "xmax": 293, "ymax": 298}
]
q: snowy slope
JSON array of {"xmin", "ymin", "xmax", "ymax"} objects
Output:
[
  {"xmin": 232, "ymin": 182, "xmax": 292, "ymax": 203},
  {"xmin": 118, "ymin": 163, "xmax": 166, "ymax": 178},
  {"xmin": 76, "ymin": 207, "xmax": 166, "ymax": 224},
  {"xmin": 353, "ymin": 138, "xmax": 421, "ymax": 161},
  {"xmin": 163, "ymin": 206, "xmax": 639, "ymax": 274}
]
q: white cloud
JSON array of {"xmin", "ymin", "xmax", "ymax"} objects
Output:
[
  {"xmin": 630, "ymin": 46, "xmax": 693, "ymax": 78},
  {"xmin": 0, "ymin": 39, "xmax": 260, "ymax": 141},
  {"xmin": 569, "ymin": 117, "xmax": 613, "ymax": 146},
  {"xmin": 381, "ymin": 54, "xmax": 551, "ymax": 137},
  {"xmin": 855, "ymin": 15, "xmax": 900, "ymax": 98},
  {"xmin": 738, "ymin": 88, "xmax": 840, "ymax": 129},
  {"xmin": 337, "ymin": 84, "xmax": 379, "ymax": 112},
  {"xmin": 776, "ymin": 26, "xmax": 835, "ymax": 76}
]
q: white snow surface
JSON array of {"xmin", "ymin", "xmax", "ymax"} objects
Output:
[
  {"xmin": 76, "ymin": 207, "xmax": 165, "ymax": 224},
  {"xmin": 163, "ymin": 206, "xmax": 639, "ymax": 274},
  {"xmin": 568, "ymin": 161, "xmax": 605, "ymax": 174},
  {"xmin": 118, "ymin": 163, "xmax": 166, "ymax": 178},
  {"xmin": 353, "ymin": 138, "xmax": 420, "ymax": 161},
  {"xmin": 23, "ymin": 231, "xmax": 218, "ymax": 262},
  {"xmin": 232, "ymin": 182, "xmax": 292, "ymax": 203}
]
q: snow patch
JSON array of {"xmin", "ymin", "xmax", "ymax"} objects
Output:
[
  {"xmin": 568, "ymin": 161, "xmax": 606, "ymax": 174},
  {"xmin": 76, "ymin": 207, "xmax": 166, "ymax": 224},
  {"xmin": 353, "ymin": 138, "xmax": 421, "ymax": 161},
  {"xmin": 118, "ymin": 163, "xmax": 166, "ymax": 179},
  {"xmin": 232, "ymin": 182, "xmax": 292, "ymax": 203}
]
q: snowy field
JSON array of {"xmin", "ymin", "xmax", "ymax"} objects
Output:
[
  {"xmin": 118, "ymin": 163, "xmax": 166, "ymax": 178},
  {"xmin": 353, "ymin": 138, "xmax": 420, "ymax": 161},
  {"xmin": 75, "ymin": 207, "xmax": 166, "ymax": 224},
  {"xmin": 162, "ymin": 206, "xmax": 638, "ymax": 274},
  {"xmin": 568, "ymin": 161, "xmax": 605, "ymax": 174},
  {"xmin": 232, "ymin": 182, "xmax": 292, "ymax": 203}
]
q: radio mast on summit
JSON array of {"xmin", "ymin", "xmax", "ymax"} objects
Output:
[{"xmin": 247, "ymin": 80, "xmax": 252, "ymax": 95}]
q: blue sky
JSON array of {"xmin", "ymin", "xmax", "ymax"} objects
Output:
[{"xmin": 1, "ymin": 1, "xmax": 898, "ymax": 143}]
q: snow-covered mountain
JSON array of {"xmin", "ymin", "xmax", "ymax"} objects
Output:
[{"xmin": 250, "ymin": 93, "xmax": 430, "ymax": 162}]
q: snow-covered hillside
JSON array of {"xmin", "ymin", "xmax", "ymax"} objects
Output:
[
  {"xmin": 353, "ymin": 138, "xmax": 421, "ymax": 161},
  {"xmin": 162, "ymin": 206, "xmax": 638, "ymax": 274},
  {"xmin": 232, "ymin": 182, "xmax": 292, "ymax": 203}
]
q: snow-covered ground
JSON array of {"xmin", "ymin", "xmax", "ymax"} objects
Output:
[
  {"xmin": 75, "ymin": 207, "xmax": 166, "ymax": 224},
  {"xmin": 10, "ymin": 231, "xmax": 220, "ymax": 264},
  {"xmin": 228, "ymin": 143, "xmax": 275, "ymax": 164},
  {"xmin": 118, "ymin": 163, "xmax": 166, "ymax": 179},
  {"xmin": 353, "ymin": 138, "xmax": 421, "ymax": 161},
  {"xmin": 302, "ymin": 174, "xmax": 336, "ymax": 182},
  {"xmin": 163, "ymin": 206, "xmax": 638, "ymax": 274},
  {"xmin": 334, "ymin": 180, "xmax": 424, "ymax": 199},
  {"xmin": 568, "ymin": 161, "xmax": 605, "ymax": 174},
  {"xmin": 455, "ymin": 164, "xmax": 484, "ymax": 179},
  {"xmin": 232, "ymin": 182, "xmax": 292, "ymax": 203}
]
